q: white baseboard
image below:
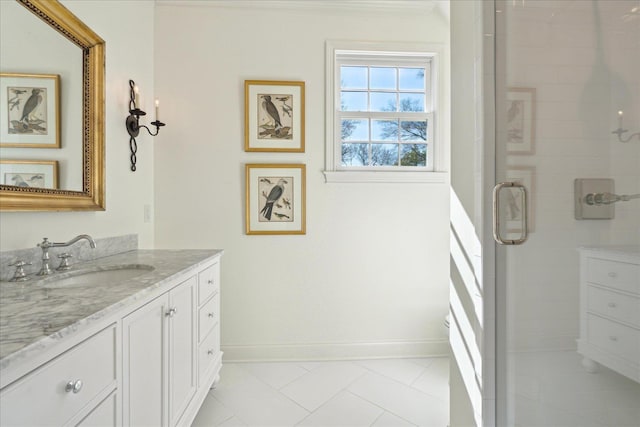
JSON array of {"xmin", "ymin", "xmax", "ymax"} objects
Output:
[{"xmin": 221, "ymin": 340, "xmax": 449, "ymax": 362}]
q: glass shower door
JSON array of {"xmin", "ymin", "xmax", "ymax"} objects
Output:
[{"xmin": 494, "ymin": 0, "xmax": 640, "ymax": 425}]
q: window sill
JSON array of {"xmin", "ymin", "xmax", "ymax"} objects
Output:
[{"xmin": 323, "ymin": 171, "xmax": 448, "ymax": 184}]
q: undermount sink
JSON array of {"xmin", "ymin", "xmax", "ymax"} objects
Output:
[{"xmin": 42, "ymin": 264, "xmax": 155, "ymax": 289}]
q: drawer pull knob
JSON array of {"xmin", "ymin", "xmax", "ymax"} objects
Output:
[
  {"xmin": 608, "ymin": 272, "xmax": 617, "ymax": 278},
  {"xmin": 609, "ymin": 336, "xmax": 618, "ymax": 342},
  {"xmin": 165, "ymin": 308, "xmax": 177, "ymax": 317},
  {"xmin": 207, "ymin": 349, "xmax": 214, "ymax": 355},
  {"xmin": 208, "ymin": 312, "xmax": 215, "ymax": 318},
  {"xmin": 65, "ymin": 380, "xmax": 83, "ymax": 394},
  {"xmin": 208, "ymin": 279, "xmax": 214, "ymax": 285},
  {"xmin": 608, "ymin": 302, "xmax": 617, "ymax": 308}
]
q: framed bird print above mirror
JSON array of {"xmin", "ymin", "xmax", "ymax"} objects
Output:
[
  {"xmin": 245, "ymin": 80, "xmax": 305, "ymax": 152},
  {"xmin": 245, "ymin": 163, "xmax": 306, "ymax": 235},
  {"xmin": 0, "ymin": 73, "xmax": 60, "ymax": 148}
]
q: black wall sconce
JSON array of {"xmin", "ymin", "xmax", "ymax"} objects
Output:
[{"xmin": 126, "ymin": 79, "xmax": 165, "ymax": 171}]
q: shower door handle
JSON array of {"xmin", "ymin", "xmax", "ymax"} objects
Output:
[{"xmin": 493, "ymin": 182, "xmax": 528, "ymax": 245}]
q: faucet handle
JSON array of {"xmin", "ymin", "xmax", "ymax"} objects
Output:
[
  {"xmin": 9, "ymin": 260, "xmax": 32, "ymax": 282},
  {"xmin": 57, "ymin": 253, "xmax": 73, "ymax": 271}
]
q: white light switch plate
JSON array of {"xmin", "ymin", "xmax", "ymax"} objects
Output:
[{"xmin": 574, "ymin": 178, "xmax": 615, "ymax": 220}]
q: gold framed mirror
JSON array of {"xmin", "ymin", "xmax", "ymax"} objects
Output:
[{"xmin": 0, "ymin": 0, "xmax": 105, "ymax": 211}]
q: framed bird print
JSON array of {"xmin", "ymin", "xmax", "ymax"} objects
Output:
[
  {"xmin": 0, "ymin": 159, "xmax": 58, "ymax": 189},
  {"xmin": 245, "ymin": 163, "xmax": 306, "ymax": 235},
  {"xmin": 244, "ymin": 80, "xmax": 305, "ymax": 152},
  {"xmin": 0, "ymin": 73, "xmax": 60, "ymax": 148},
  {"xmin": 506, "ymin": 87, "xmax": 536, "ymax": 155}
]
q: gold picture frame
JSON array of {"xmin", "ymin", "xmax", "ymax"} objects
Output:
[
  {"xmin": 245, "ymin": 163, "xmax": 306, "ymax": 235},
  {"xmin": 244, "ymin": 80, "xmax": 305, "ymax": 152},
  {"xmin": 0, "ymin": 159, "xmax": 58, "ymax": 189},
  {"xmin": 506, "ymin": 87, "xmax": 536, "ymax": 155},
  {"xmin": 1, "ymin": 73, "xmax": 60, "ymax": 148}
]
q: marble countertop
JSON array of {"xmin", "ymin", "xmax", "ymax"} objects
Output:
[{"xmin": 0, "ymin": 249, "xmax": 222, "ymax": 370}]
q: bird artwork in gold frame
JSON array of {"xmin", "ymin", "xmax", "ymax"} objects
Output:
[
  {"xmin": 0, "ymin": 73, "xmax": 60, "ymax": 148},
  {"xmin": 244, "ymin": 80, "xmax": 305, "ymax": 152}
]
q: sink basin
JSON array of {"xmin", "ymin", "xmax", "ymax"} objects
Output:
[{"xmin": 42, "ymin": 264, "xmax": 155, "ymax": 289}]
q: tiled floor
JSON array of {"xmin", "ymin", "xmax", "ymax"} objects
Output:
[
  {"xmin": 192, "ymin": 357, "xmax": 450, "ymax": 427},
  {"xmin": 511, "ymin": 350, "xmax": 640, "ymax": 427}
]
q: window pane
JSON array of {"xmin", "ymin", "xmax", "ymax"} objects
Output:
[
  {"xmin": 341, "ymin": 119, "xmax": 369, "ymax": 141},
  {"xmin": 371, "ymin": 143, "xmax": 399, "ymax": 166},
  {"xmin": 342, "ymin": 143, "xmax": 369, "ymax": 166},
  {"xmin": 370, "ymin": 67, "xmax": 396, "ymax": 90},
  {"xmin": 399, "ymin": 68, "xmax": 425, "ymax": 90},
  {"xmin": 341, "ymin": 66, "xmax": 367, "ymax": 89},
  {"xmin": 370, "ymin": 92, "xmax": 396, "ymax": 112},
  {"xmin": 372, "ymin": 120, "xmax": 398, "ymax": 141},
  {"xmin": 400, "ymin": 120, "xmax": 427, "ymax": 141},
  {"xmin": 399, "ymin": 93, "xmax": 424, "ymax": 112},
  {"xmin": 341, "ymin": 91, "xmax": 367, "ymax": 111},
  {"xmin": 400, "ymin": 144, "xmax": 427, "ymax": 166}
]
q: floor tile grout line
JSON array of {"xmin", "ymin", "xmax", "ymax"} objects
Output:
[
  {"xmin": 352, "ymin": 361, "xmax": 449, "ymax": 402},
  {"xmin": 206, "ymin": 394, "xmax": 236, "ymax": 426},
  {"xmin": 211, "ymin": 363, "xmax": 311, "ymax": 425},
  {"xmin": 342, "ymin": 390, "xmax": 419, "ymax": 427},
  {"xmin": 346, "ymin": 372, "xmax": 448, "ymax": 425}
]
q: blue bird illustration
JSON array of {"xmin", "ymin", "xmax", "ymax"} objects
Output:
[{"xmin": 260, "ymin": 179, "xmax": 287, "ymax": 221}]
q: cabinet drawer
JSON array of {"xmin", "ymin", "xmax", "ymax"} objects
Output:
[
  {"xmin": 0, "ymin": 325, "xmax": 117, "ymax": 427},
  {"xmin": 198, "ymin": 262, "xmax": 220, "ymax": 305},
  {"xmin": 198, "ymin": 293, "xmax": 220, "ymax": 343},
  {"xmin": 76, "ymin": 390, "xmax": 117, "ymax": 427},
  {"xmin": 587, "ymin": 258, "xmax": 640, "ymax": 294},
  {"xmin": 587, "ymin": 286, "xmax": 640, "ymax": 328},
  {"xmin": 587, "ymin": 314, "xmax": 640, "ymax": 364},
  {"xmin": 198, "ymin": 326, "xmax": 220, "ymax": 381}
]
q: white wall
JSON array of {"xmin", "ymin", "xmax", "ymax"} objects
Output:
[
  {"xmin": 0, "ymin": 1, "xmax": 155, "ymax": 251},
  {"xmin": 154, "ymin": 3, "xmax": 451, "ymax": 360},
  {"xmin": 501, "ymin": 0, "xmax": 640, "ymax": 351}
]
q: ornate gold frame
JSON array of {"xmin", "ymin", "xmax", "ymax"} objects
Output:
[{"xmin": 0, "ymin": 0, "xmax": 105, "ymax": 211}]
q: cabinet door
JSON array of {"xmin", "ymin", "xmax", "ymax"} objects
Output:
[
  {"xmin": 122, "ymin": 294, "xmax": 169, "ymax": 427},
  {"xmin": 168, "ymin": 277, "xmax": 197, "ymax": 426}
]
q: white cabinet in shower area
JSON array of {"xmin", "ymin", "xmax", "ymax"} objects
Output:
[{"xmin": 577, "ymin": 246, "xmax": 640, "ymax": 383}]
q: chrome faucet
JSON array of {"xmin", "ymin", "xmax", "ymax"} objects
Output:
[{"xmin": 37, "ymin": 235, "xmax": 97, "ymax": 276}]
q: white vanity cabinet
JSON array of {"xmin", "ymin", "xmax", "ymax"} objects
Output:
[
  {"xmin": 0, "ymin": 251, "xmax": 223, "ymax": 427},
  {"xmin": 0, "ymin": 324, "xmax": 118, "ymax": 427},
  {"xmin": 122, "ymin": 275, "xmax": 196, "ymax": 427},
  {"xmin": 577, "ymin": 247, "xmax": 640, "ymax": 383}
]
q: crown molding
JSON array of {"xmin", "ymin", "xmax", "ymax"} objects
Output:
[{"xmin": 156, "ymin": 0, "xmax": 441, "ymax": 15}]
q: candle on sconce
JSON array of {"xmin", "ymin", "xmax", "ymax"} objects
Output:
[
  {"xmin": 134, "ymin": 85, "xmax": 141, "ymax": 109},
  {"xmin": 618, "ymin": 110, "xmax": 624, "ymax": 129},
  {"xmin": 155, "ymin": 99, "xmax": 160, "ymax": 122}
]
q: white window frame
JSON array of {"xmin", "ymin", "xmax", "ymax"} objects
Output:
[{"xmin": 324, "ymin": 40, "xmax": 447, "ymax": 184}]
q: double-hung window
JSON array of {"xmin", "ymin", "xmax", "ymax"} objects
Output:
[{"xmin": 325, "ymin": 42, "xmax": 444, "ymax": 183}]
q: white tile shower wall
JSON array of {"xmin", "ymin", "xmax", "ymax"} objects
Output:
[{"xmin": 504, "ymin": 0, "xmax": 640, "ymax": 351}]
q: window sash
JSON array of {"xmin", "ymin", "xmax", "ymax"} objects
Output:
[
  {"xmin": 336, "ymin": 112, "xmax": 434, "ymax": 171},
  {"xmin": 326, "ymin": 42, "xmax": 441, "ymax": 180}
]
